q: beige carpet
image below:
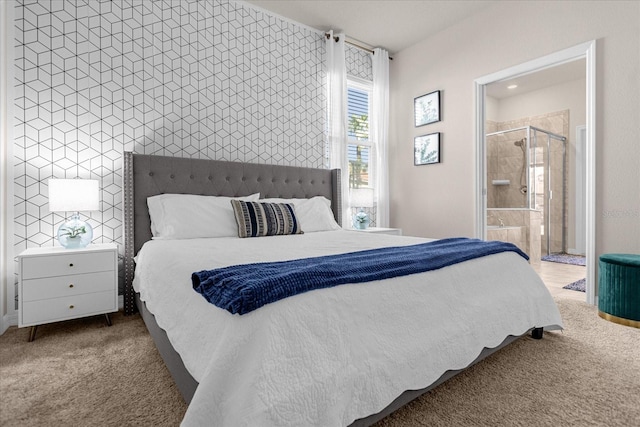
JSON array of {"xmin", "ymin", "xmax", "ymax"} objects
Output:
[{"xmin": 1, "ymin": 298, "xmax": 639, "ymax": 427}]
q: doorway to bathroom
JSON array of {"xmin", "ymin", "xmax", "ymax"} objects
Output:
[
  {"xmin": 485, "ymin": 125, "xmax": 567, "ymax": 261},
  {"xmin": 474, "ymin": 41, "xmax": 596, "ymax": 304}
]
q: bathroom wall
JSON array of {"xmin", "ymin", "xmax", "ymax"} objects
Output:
[
  {"xmin": 486, "ymin": 127, "xmax": 529, "ymax": 209},
  {"xmin": 487, "ymin": 208, "xmax": 541, "ymax": 264},
  {"xmin": 487, "ymin": 110, "xmax": 568, "ymax": 254}
]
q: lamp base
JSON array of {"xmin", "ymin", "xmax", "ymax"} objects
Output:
[
  {"xmin": 57, "ymin": 213, "xmax": 93, "ymax": 249},
  {"xmin": 353, "ymin": 210, "xmax": 370, "ymax": 230}
]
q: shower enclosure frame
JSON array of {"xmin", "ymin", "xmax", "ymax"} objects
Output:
[{"xmin": 485, "ymin": 125, "xmax": 567, "ymax": 256}]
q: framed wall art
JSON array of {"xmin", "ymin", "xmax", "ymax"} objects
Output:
[
  {"xmin": 414, "ymin": 132, "xmax": 440, "ymax": 165},
  {"xmin": 414, "ymin": 90, "xmax": 441, "ymax": 126}
]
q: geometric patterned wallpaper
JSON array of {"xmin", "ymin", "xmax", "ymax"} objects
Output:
[
  {"xmin": 10, "ymin": 1, "xmax": 378, "ymax": 308},
  {"xmin": 346, "ymin": 44, "xmax": 373, "ymax": 81},
  {"xmin": 12, "ymin": 0, "xmax": 326, "ymax": 249},
  {"xmin": 12, "ymin": 0, "xmax": 327, "ymax": 299}
]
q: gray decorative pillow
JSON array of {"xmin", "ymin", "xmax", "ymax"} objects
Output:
[{"xmin": 231, "ymin": 200, "xmax": 303, "ymax": 238}]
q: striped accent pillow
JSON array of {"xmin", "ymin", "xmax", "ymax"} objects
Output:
[{"xmin": 231, "ymin": 200, "xmax": 303, "ymax": 238}]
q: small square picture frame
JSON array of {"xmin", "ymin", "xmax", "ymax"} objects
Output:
[
  {"xmin": 414, "ymin": 90, "xmax": 441, "ymax": 127},
  {"xmin": 414, "ymin": 132, "xmax": 440, "ymax": 166}
]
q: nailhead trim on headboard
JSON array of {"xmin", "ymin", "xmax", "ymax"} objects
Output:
[{"xmin": 123, "ymin": 152, "xmax": 136, "ymax": 316}]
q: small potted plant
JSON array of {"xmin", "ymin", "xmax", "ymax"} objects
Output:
[
  {"xmin": 353, "ymin": 210, "xmax": 370, "ymax": 230},
  {"xmin": 57, "ymin": 218, "xmax": 90, "ymax": 248},
  {"xmin": 60, "ymin": 224, "xmax": 87, "ymax": 238}
]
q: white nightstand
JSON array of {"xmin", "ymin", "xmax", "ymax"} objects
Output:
[
  {"xmin": 18, "ymin": 243, "xmax": 118, "ymax": 342},
  {"xmin": 347, "ymin": 227, "xmax": 403, "ymax": 236}
]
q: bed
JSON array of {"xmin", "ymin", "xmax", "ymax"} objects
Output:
[{"xmin": 122, "ymin": 152, "xmax": 563, "ymax": 426}]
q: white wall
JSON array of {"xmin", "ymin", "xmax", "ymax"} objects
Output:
[
  {"xmin": 492, "ymin": 77, "xmax": 586, "ymax": 145},
  {"xmin": 389, "ymin": 1, "xmax": 640, "ymax": 260},
  {"xmin": 485, "ymin": 95, "xmax": 499, "ymax": 124}
]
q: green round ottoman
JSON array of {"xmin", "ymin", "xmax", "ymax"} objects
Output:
[{"xmin": 598, "ymin": 253, "xmax": 640, "ymax": 328}]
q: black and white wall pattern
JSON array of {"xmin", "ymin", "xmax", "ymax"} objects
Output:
[
  {"xmin": 345, "ymin": 44, "xmax": 373, "ymax": 81},
  {"xmin": 13, "ymin": 0, "xmax": 327, "ymax": 273}
]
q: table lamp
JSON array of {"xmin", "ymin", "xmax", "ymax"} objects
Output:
[
  {"xmin": 48, "ymin": 179, "xmax": 99, "ymax": 249},
  {"xmin": 350, "ymin": 188, "xmax": 374, "ymax": 229}
]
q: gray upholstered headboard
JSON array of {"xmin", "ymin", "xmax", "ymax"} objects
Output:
[{"xmin": 122, "ymin": 151, "xmax": 342, "ymax": 314}]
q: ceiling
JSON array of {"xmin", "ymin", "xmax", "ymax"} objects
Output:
[
  {"xmin": 243, "ymin": 0, "xmax": 497, "ymax": 54},
  {"xmin": 486, "ymin": 59, "xmax": 586, "ymax": 99}
]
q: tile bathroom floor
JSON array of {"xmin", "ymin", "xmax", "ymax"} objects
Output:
[{"xmin": 533, "ymin": 260, "xmax": 587, "ymax": 301}]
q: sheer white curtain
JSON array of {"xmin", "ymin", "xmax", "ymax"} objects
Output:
[
  {"xmin": 325, "ymin": 31, "xmax": 350, "ymax": 227},
  {"xmin": 372, "ymin": 48, "xmax": 390, "ymax": 227}
]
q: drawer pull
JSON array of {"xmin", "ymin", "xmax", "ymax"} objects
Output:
[
  {"xmin": 69, "ymin": 263, "xmax": 74, "ymax": 267},
  {"xmin": 69, "ymin": 305, "xmax": 74, "ymax": 309},
  {"xmin": 69, "ymin": 284, "xmax": 74, "ymax": 288}
]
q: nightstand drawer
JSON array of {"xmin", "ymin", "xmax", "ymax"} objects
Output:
[
  {"xmin": 21, "ymin": 271, "xmax": 115, "ymax": 302},
  {"xmin": 21, "ymin": 251, "xmax": 115, "ymax": 279},
  {"xmin": 21, "ymin": 290, "xmax": 116, "ymax": 326}
]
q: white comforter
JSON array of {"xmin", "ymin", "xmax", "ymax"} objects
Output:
[{"xmin": 133, "ymin": 231, "xmax": 563, "ymax": 426}]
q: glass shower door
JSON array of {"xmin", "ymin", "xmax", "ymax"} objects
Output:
[
  {"xmin": 531, "ymin": 128, "xmax": 566, "ymax": 256},
  {"xmin": 547, "ymin": 132, "xmax": 566, "ymax": 255}
]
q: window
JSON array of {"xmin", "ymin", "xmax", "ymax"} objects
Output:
[{"xmin": 347, "ymin": 79, "xmax": 373, "ymax": 190}]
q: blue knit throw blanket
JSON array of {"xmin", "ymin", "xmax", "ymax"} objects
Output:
[{"xmin": 192, "ymin": 237, "xmax": 529, "ymax": 315}]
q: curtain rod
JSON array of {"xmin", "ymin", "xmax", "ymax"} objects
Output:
[{"xmin": 325, "ymin": 33, "xmax": 393, "ymax": 60}]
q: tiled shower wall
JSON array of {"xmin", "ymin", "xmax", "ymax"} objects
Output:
[
  {"xmin": 487, "ymin": 110, "xmax": 569, "ymax": 254},
  {"xmin": 12, "ymin": 0, "xmax": 329, "ymax": 298}
]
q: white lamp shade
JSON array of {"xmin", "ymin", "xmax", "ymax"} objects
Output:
[
  {"xmin": 48, "ymin": 179, "xmax": 100, "ymax": 212},
  {"xmin": 350, "ymin": 187, "xmax": 374, "ymax": 208}
]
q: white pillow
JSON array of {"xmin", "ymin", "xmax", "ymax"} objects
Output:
[
  {"xmin": 260, "ymin": 196, "xmax": 341, "ymax": 232},
  {"xmin": 148, "ymin": 193, "xmax": 260, "ymax": 239}
]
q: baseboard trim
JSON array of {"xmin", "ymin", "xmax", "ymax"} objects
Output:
[
  {"xmin": 567, "ymin": 248, "xmax": 586, "ymax": 256},
  {"xmin": 2, "ymin": 312, "xmax": 17, "ymax": 331}
]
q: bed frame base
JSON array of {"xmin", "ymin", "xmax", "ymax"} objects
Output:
[
  {"xmin": 135, "ymin": 294, "xmax": 198, "ymax": 403},
  {"xmin": 531, "ymin": 327, "xmax": 544, "ymax": 339},
  {"xmin": 350, "ymin": 332, "xmax": 524, "ymax": 426}
]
